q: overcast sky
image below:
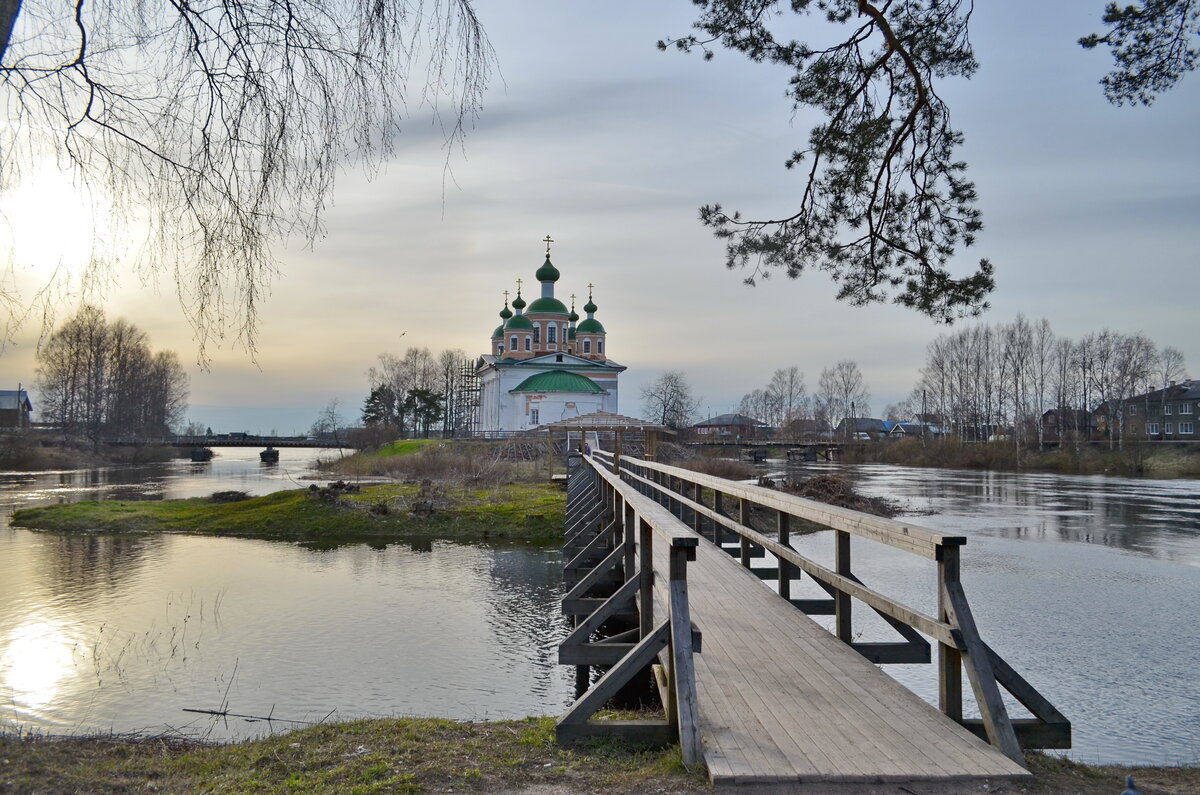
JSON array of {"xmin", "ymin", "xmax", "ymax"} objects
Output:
[{"xmin": 2, "ymin": 1, "xmax": 1197, "ymax": 433}]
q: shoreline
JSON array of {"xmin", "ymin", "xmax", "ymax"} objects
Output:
[{"xmin": 1, "ymin": 717, "xmax": 1195, "ymax": 794}]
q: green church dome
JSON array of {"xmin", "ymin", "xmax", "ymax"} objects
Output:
[
  {"xmin": 577, "ymin": 318, "xmax": 605, "ymax": 333},
  {"xmin": 535, "ymin": 257, "xmax": 560, "ymax": 283},
  {"xmin": 499, "ymin": 304, "xmax": 512, "ymax": 320},
  {"xmin": 505, "ymin": 314, "xmax": 534, "ymax": 331},
  {"xmin": 510, "ymin": 370, "xmax": 605, "ymax": 394},
  {"xmin": 527, "ymin": 296, "xmax": 569, "ymax": 314},
  {"xmin": 583, "ymin": 298, "xmax": 597, "ymax": 314},
  {"xmin": 568, "ymin": 309, "xmax": 579, "ymax": 322},
  {"xmin": 492, "ymin": 325, "xmax": 504, "ymax": 339},
  {"xmin": 512, "ymin": 293, "xmax": 526, "ymax": 311}
]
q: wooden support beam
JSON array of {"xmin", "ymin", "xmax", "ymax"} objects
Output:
[
  {"xmin": 938, "ymin": 545, "xmax": 964, "ymax": 722},
  {"xmin": 738, "ymin": 498, "xmax": 751, "ymax": 568},
  {"xmin": 556, "ymin": 719, "xmax": 674, "ymax": 747},
  {"xmin": 777, "ymin": 509, "xmax": 792, "ymax": 600},
  {"xmin": 668, "ymin": 545, "xmax": 701, "ymax": 767},
  {"xmin": 558, "ymin": 620, "xmax": 670, "ymax": 726},
  {"xmin": 639, "ymin": 518, "xmax": 654, "ymax": 638},
  {"xmin": 942, "ymin": 579, "xmax": 1024, "ymax": 766},
  {"xmin": 835, "ymin": 530, "xmax": 852, "ymax": 643}
]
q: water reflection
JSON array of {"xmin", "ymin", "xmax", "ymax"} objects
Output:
[
  {"xmin": 0, "ymin": 450, "xmax": 572, "ymax": 741},
  {"xmin": 786, "ymin": 462, "xmax": 1200, "ymax": 567},
  {"xmin": 39, "ymin": 534, "xmax": 165, "ymax": 597},
  {"xmin": 775, "ymin": 461, "xmax": 1200, "ymax": 764}
]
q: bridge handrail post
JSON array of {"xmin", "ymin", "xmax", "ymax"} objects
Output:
[
  {"xmin": 835, "ymin": 530, "xmax": 852, "ymax": 642},
  {"xmin": 937, "ymin": 543, "xmax": 963, "ymax": 721},
  {"xmin": 738, "ymin": 498, "xmax": 751, "ymax": 568},
  {"xmin": 667, "ymin": 542, "xmax": 701, "ymax": 767},
  {"xmin": 777, "ymin": 509, "xmax": 791, "ymax": 600},
  {"xmin": 638, "ymin": 517, "xmax": 654, "ymax": 639}
]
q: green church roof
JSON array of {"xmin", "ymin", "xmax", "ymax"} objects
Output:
[
  {"xmin": 527, "ymin": 296, "xmax": 569, "ymax": 314},
  {"xmin": 492, "ymin": 325, "xmax": 504, "ymax": 339},
  {"xmin": 577, "ymin": 318, "xmax": 605, "ymax": 333},
  {"xmin": 535, "ymin": 257, "xmax": 560, "ymax": 283},
  {"xmin": 510, "ymin": 370, "xmax": 605, "ymax": 394},
  {"xmin": 505, "ymin": 314, "xmax": 534, "ymax": 331}
]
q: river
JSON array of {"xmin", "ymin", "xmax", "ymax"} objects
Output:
[
  {"xmin": 1, "ymin": 451, "xmax": 1197, "ymax": 764},
  {"xmin": 0, "ymin": 448, "xmax": 573, "ymax": 742}
]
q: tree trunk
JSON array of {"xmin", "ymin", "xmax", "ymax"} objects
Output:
[{"xmin": 0, "ymin": 0, "xmax": 21, "ymax": 63}]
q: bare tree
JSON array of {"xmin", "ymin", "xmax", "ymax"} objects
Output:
[
  {"xmin": 35, "ymin": 304, "xmax": 187, "ymax": 441},
  {"xmin": 1156, "ymin": 346, "xmax": 1187, "ymax": 389},
  {"xmin": 1, "ymin": 1, "xmax": 494, "ymax": 354},
  {"xmin": 817, "ymin": 360, "xmax": 870, "ymax": 440},
  {"xmin": 310, "ymin": 398, "xmax": 345, "ymax": 447},
  {"xmin": 641, "ymin": 370, "xmax": 701, "ymax": 430},
  {"xmin": 767, "ymin": 366, "xmax": 808, "ymax": 427}
]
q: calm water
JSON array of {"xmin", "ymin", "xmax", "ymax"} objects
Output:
[
  {"xmin": 0, "ymin": 449, "xmax": 573, "ymax": 741},
  {"xmin": 2, "ymin": 451, "xmax": 1198, "ymax": 764},
  {"xmin": 774, "ymin": 461, "xmax": 1200, "ymax": 766}
]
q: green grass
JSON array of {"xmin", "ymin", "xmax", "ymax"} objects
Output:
[
  {"xmin": 11, "ymin": 482, "xmax": 566, "ymax": 545},
  {"xmin": 0, "ymin": 717, "xmax": 707, "ymax": 794},
  {"xmin": 373, "ymin": 439, "xmax": 441, "ymax": 458}
]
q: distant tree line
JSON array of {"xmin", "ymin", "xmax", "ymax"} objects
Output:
[
  {"xmin": 910, "ymin": 315, "xmax": 1185, "ymax": 450},
  {"xmin": 738, "ymin": 361, "xmax": 871, "ymax": 440},
  {"xmin": 36, "ymin": 305, "xmax": 189, "ymax": 443},
  {"xmin": 361, "ymin": 347, "xmax": 477, "ymax": 440}
]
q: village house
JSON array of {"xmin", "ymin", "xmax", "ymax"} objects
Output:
[
  {"xmin": 1122, "ymin": 379, "xmax": 1198, "ymax": 440},
  {"xmin": 887, "ymin": 421, "xmax": 945, "ymax": 439},
  {"xmin": 689, "ymin": 413, "xmax": 769, "ymax": 441},
  {"xmin": 833, "ymin": 417, "xmax": 894, "ymax": 440},
  {"xmin": 0, "ymin": 389, "xmax": 32, "ymax": 428},
  {"xmin": 1040, "ymin": 408, "xmax": 1098, "ymax": 444}
]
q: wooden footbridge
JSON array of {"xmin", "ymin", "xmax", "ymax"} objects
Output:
[{"xmin": 557, "ymin": 446, "xmax": 1069, "ymax": 786}]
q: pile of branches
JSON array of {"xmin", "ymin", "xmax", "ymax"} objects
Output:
[{"xmin": 762, "ymin": 474, "xmax": 900, "ymax": 518}]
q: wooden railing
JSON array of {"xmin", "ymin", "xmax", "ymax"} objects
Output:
[
  {"xmin": 557, "ymin": 451, "xmax": 702, "ymax": 766},
  {"xmin": 588, "ymin": 447, "xmax": 1069, "ymax": 764}
]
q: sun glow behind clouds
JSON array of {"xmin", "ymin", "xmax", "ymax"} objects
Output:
[
  {"xmin": 0, "ymin": 166, "xmax": 114, "ymax": 287},
  {"xmin": 1, "ymin": 617, "xmax": 77, "ymax": 711}
]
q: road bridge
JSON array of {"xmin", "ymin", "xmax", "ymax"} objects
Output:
[{"xmin": 557, "ymin": 447, "xmax": 1069, "ymax": 786}]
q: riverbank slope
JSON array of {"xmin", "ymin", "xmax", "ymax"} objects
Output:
[
  {"xmin": 837, "ymin": 437, "xmax": 1200, "ymax": 478},
  {"xmin": 1, "ymin": 718, "xmax": 1194, "ymax": 794}
]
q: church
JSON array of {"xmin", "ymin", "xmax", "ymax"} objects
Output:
[{"xmin": 475, "ymin": 238, "xmax": 625, "ymax": 433}]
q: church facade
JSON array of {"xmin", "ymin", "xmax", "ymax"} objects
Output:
[{"xmin": 475, "ymin": 240, "xmax": 624, "ymax": 433}]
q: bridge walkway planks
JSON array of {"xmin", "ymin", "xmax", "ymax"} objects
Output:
[{"xmin": 651, "ymin": 530, "xmax": 1030, "ymax": 786}]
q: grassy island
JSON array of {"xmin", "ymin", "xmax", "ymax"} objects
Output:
[
  {"xmin": 12, "ymin": 440, "xmax": 568, "ymax": 544},
  {"xmin": 10, "ymin": 481, "xmax": 565, "ymax": 545}
]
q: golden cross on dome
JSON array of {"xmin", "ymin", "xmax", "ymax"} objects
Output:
[
  {"xmin": 503, "ymin": 290, "xmax": 509, "ymax": 302},
  {"xmin": 516, "ymin": 278, "xmax": 523, "ymax": 293},
  {"xmin": 587, "ymin": 283, "xmax": 594, "ymax": 299},
  {"xmin": 543, "ymin": 234, "xmax": 554, "ymax": 257}
]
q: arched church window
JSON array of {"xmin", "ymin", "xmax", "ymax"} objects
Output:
[
  {"xmin": 582, "ymin": 339, "xmax": 591, "ymax": 354},
  {"xmin": 533, "ymin": 325, "xmax": 540, "ymax": 344},
  {"xmin": 525, "ymin": 336, "xmax": 531, "ymax": 352},
  {"xmin": 510, "ymin": 335, "xmax": 517, "ymax": 350},
  {"xmin": 548, "ymin": 325, "xmax": 557, "ymax": 344},
  {"xmin": 598, "ymin": 340, "xmax": 604, "ymax": 354}
]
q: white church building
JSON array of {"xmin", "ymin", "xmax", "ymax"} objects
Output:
[{"xmin": 475, "ymin": 240, "xmax": 625, "ymax": 433}]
